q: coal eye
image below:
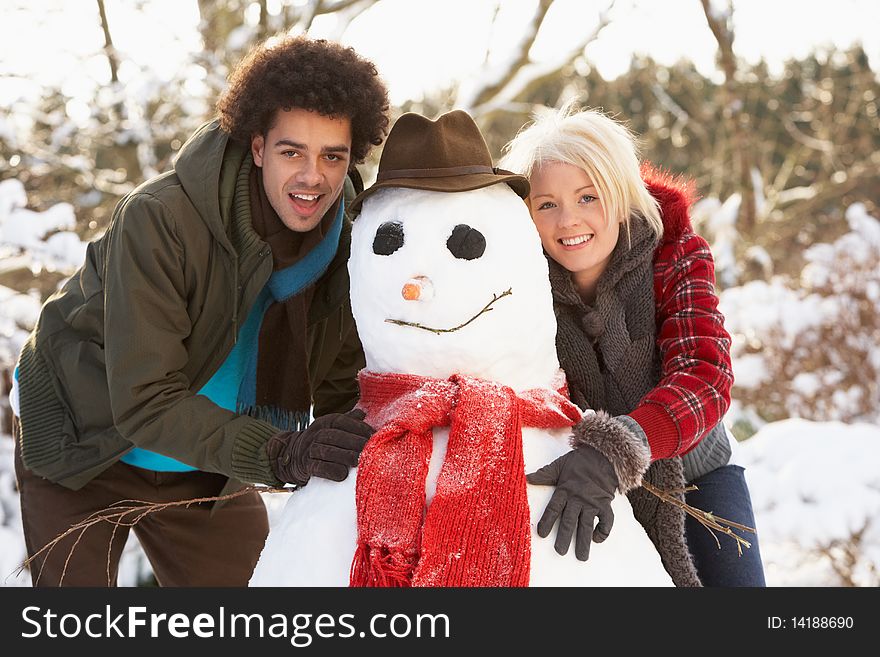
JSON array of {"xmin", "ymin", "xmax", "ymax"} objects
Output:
[
  {"xmin": 447, "ymin": 224, "xmax": 486, "ymax": 260},
  {"xmin": 373, "ymin": 221, "xmax": 404, "ymax": 256}
]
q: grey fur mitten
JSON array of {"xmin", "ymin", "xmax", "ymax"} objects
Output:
[{"xmin": 570, "ymin": 410, "xmax": 652, "ymax": 493}]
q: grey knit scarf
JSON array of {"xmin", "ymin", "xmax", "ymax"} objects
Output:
[
  {"xmin": 550, "ymin": 219, "xmax": 660, "ymax": 416},
  {"xmin": 550, "ymin": 217, "xmax": 702, "ymax": 587}
]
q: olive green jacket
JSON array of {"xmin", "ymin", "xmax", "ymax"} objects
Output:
[{"xmin": 17, "ymin": 120, "xmax": 364, "ymax": 490}]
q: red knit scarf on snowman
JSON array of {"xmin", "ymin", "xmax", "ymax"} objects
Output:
[{"xmin": 350, "ymin": 370, "xmax": 582, "ymax": 587}]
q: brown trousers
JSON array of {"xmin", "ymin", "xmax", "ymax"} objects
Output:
[{"xmin": 13, "ymin": 418, "xmax": 269, "ymax": 587}]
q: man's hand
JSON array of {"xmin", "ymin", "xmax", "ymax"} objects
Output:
[
  {"xmin": 526, "ymin": 445, "xmax": 619, "ymax": 561},
  {"xmin": 267, "ymin": 409, "xmax": 374, "ymax": 486}
]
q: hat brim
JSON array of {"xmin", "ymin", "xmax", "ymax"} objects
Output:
[{"xmin": 349, "ymin": 172, "xmax": 529, "ymax": 215}]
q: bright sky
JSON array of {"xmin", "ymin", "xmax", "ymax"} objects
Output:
[{"xmin": 1, "ymin": 0, "xmax": 878, "ymax": 107}]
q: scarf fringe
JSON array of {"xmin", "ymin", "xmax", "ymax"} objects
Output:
[
  {"xmin": 236, "ymin": 403, "xmax": 311, "ymax": 431},
  {"xmin": 350, "ymin": 543, "xmax": 415, "ymax": 588}
]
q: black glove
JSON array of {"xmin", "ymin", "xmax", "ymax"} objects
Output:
[
  {"xmin": 267, "ymin": 409, "xmax": 374, "ymax": 485},
  {"xmin": 526, "ymin": 445, "xmax": 619, "ymax": 561}
]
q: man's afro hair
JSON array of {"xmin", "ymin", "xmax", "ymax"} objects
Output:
[{"xmin": 217, "ymin": 35, "xmax": 389, "ymax": 164}]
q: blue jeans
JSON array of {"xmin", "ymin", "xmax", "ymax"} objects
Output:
[{"xmin": 684, "ymin": 464, "xmax": 766, "ymax": 587}]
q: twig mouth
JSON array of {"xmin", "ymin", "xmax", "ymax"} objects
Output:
[{"xmin": 384, "ymin": 288, "xmax": 513, "ymax": 335}]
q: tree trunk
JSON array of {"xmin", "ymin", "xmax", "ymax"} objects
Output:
[
  {"xmin": 700, "ymin": 0, "xmax": 756, "ymax": 231},
  {"xmin": 96, "ymin": 0, "xmax": 118, "ymax": 83}
]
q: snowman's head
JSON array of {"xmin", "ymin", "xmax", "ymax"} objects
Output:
[{"xmin": 349, "ymin": 184, "xmax": 560, "ymax": 390}]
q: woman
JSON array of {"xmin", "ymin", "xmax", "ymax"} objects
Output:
[{"xmin": 500, "ymin": 105, "xmax": 765, "ymax": 587}]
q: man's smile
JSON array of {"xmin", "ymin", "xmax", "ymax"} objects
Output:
[{"xmin": 287, "ymin": 191, "xmax": 325, "ymax": 216}]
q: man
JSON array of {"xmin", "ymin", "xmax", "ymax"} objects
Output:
[{"xmin": 11, "ymin": 35, "xmax": 389, "ymax": 586}]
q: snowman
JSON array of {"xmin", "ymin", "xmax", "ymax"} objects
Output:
[{"xmin": 250, "ymin": 111, "xmax": 672, "ymax": 587}]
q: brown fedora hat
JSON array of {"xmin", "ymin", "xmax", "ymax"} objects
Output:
[{"xmin": 349, "ymin": 110, "xmax": 529, "ymax": 214}]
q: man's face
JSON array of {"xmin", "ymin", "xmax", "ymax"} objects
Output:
[{"xmin": 251, "ymin": 108, "xmax": 352, "ymax": 232}]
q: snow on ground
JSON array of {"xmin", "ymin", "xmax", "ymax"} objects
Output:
[
  {"xmin": 737, "ymin": 419, "xmax": 880, "ymax": 587},
  {"xmin": 0, "ymin": 437, "xmax": 28, "ymax": 586}
]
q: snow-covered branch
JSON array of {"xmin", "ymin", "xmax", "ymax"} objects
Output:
[
  {"xmin": 460, "ymin": 0, "xmax": 615, "ymax": 124},
  {"xmin": 456, "ymin": 0, "xmax": 553, "ymax": 112}
]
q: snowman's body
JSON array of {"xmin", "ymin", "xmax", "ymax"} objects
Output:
[{"xmin": 251, "ymin": 185, "xmax": 672, "ymax": 586}]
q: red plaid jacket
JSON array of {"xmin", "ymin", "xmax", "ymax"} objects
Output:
[{"xmin": 626, "ymin": 167, "xmax": 734, "ymax": 460}]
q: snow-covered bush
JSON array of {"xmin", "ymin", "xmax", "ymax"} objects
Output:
[{"xmin": 720, "ymin": 204, "xmax": 880, "ymax": 426}]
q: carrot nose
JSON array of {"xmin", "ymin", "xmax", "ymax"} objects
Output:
[{"xmin": 401, "ymin": 276, "xmax": 433, "ymax": 301}]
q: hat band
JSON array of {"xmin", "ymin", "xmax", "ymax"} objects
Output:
[{"xmin": 376, "ymin": 164, "xmax": 494, "ymax": 181}]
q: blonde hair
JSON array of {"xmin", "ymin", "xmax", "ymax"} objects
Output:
[{"xmin": 499, "ymin": 102, "xmax": 663, "ymax": 239}]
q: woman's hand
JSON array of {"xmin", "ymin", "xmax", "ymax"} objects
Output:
[{"xmin": 527, "ymin": 445, "xmax": 618, "ymax": 561}]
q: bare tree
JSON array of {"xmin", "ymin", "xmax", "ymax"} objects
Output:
[
  {"xmin": 699, "ymin": 0, "xmax": 757, "ymax": 232},
  {"xmin": 295, "ymin": 0, "xmax": 378, "ymax": 34},
  {"xmin": 457, "ymin": 0, "xmax": 615, "ymax": 120},
  {"xmin": 195, "ymin": 0, "xmax": 379, "ymax": 86},
  {"xmin": 96, "ymin": 0, "xmax": 119, "ymax": 83},
  {"xmin": 418, "ymin": 0, "xmax": 616, "ymax": 159},
  {"xmin": 457, "ymin": 0, "xmax": 555, "ymax": 112}
]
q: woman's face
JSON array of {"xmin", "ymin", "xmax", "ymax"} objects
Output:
[{"xmin": 528, "ymin": 161, "xmax": 620, "ymax": 296}]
